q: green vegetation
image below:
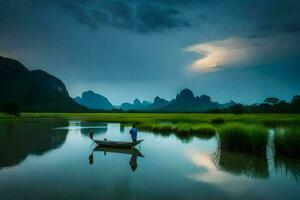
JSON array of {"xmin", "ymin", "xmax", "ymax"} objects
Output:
[
  {"xmin": 210, "ymin": 117, "xmax": 225, "ymax": 124},
  {"xmin": 218, "ymin": 123, "xmax": 268, "ymax": 156},
  {"xmin": 1, "ymin": 113, "xmax": 300, "ymax": 126},
  {"xmin": 274, "ymin": 127, "xmax": 300, "ymax": 158},
  {"xmin": 0, "ymin": 102, "xmax": 21, "ymax": 117},
  {"xmin": 137, "ymin": 122, "xmax": 215, "ymax": 138}
]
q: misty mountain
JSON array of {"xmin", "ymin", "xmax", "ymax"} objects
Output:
[
  {"xmin": 0, "ymin": 56, "xmax": 86, "ymax": 112},
  {"xmin": 117, "ymin": 89, "xmax": 234, "ymax": 112},
  {"xmin": 120, "ymin": 99, "xmax": 151, "ymax": 110},
  {"xmin": 146, "ymin": 96, "xmax": 170, "ymax": 110},
  {"xmin": 158, "ymin": 89, "xmax": 233, "ymax": 112},
  {"xmin": 74, "ymin": 90, "xmax": 113, "ymax": 110}
]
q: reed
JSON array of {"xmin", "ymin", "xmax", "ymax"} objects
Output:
[
  {"xmin": 274, "ymin": 127, "xmax": 300, "ymax": 158},
  {"xmin": 218, "ymin": 123, "xmax": 268, "ymax": 156},
  {"xmin": 137, "ymin": 122, "xmax": 216, "ymax": 138}
]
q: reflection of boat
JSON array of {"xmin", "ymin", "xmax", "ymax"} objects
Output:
[
  {"xmin": 93, "ymin": 146, "xmax": 144, "ymax": 157},
  {"xmin": 89, "ymin": 145, "xmax": 144, "ymax": 172},
  {"xmin": 89, "ymin": 132, "xmax": 143, "ymax": 148}
]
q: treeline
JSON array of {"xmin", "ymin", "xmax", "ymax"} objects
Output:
[{"xmin": 207, "ymin": 95, "xmax": 300, "ymax": 114}]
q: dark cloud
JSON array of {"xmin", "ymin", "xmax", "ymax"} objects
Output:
[
  {"xmin": 49, "ymin": 0, "xmax": 190, "ymax": 33},
  {"xmin": 260, "ymin": 21, "xmax": 300, "ymax": 33},
  {"xmin": 135, "ymin": 3, "xmax": 190, "ymax": 33},
  {"xmin": 250, "ymin": 20, "xmax": 300, "ymax": 38},
  {"xmin": 53, "ymin": 0, "xmax": 98, "ymax": 31}
]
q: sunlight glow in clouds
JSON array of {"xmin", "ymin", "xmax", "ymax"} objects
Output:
[
  {"xmin": 185, "ymin": 37, "xmax": 249, "ymax": 72},
  {"xmin": 185, "ymin": 34, "xmax": 300, "ymax": 73}
]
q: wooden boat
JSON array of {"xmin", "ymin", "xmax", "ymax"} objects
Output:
[
  {"xmin": 93, "ymin": 146, "xmax": 144, "ymax": 157},
  {"xmin": 89, "ymin": 132, "xmax": 143, "ymax": 148},
  {"xmin": 93, "ymin": 139, "xmax": 143, "ymax": 148}
]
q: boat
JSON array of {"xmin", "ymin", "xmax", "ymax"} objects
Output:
[
  {"xmin": 93, "ymin": 146, "xmax": 144, "ymax": 157},
  {"xmin": 93, "ymin": 139, "xmax": 143, "ymax": 148},
  {"xmin": 89, "ymin": 132, "xmax": 143, "ymax": 148}
]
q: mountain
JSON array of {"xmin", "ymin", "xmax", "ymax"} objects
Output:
[
  {"xmin": 146, "ymin": 96, "xmax": 170, "ymax": 110},
  {"xmin": 159, "ymin": 89, "xmax": 229, "ymax": 112},
  {"xmin": 74, "ymin": 90, "xmax": 113, "ymax": 110},
  {"xmin": 0, "ymin": 56, "xmax": 86, "ymax": 112},
  {"xmin": 120, "ymin": 98, "xmax": 151, "ymax": 110}
]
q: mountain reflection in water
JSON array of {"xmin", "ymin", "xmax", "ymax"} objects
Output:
[{"xmin": 0, "ymin": 119, "xmax": 68, "ymax": 169}]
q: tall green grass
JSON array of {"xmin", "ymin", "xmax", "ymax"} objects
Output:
[
  {"xmin": 137, "ymin": 122, "xmax": 216, "ymax": 139},
  {"xmin": 2, "ymin": 113, "xmax": 300, "ymax": 126},
  {"xmin": 274, "ymin": 127, "xmax": 300, "ymax": 158},
  {"xmin": 218, "ymin": 123, "xmax": 268, "ymax": 156}
]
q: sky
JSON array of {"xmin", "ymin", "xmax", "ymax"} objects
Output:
[{"xmin": 1, "ymin": 0, "xmax": 300, "ymax": 105}]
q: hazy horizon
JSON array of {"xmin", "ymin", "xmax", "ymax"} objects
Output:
[{"xmin": 1, "ymin": 0, "xmax": 300, "ymax": 105}]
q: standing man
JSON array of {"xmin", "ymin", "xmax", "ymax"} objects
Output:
[{"xmin": 129, "ymin": 124, "xmax": 138, "ymax": 142}]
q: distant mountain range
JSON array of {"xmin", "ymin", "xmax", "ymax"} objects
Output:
[
  {"xmin": 0, "ymin": 56, "xmax": 86, "ymax": 112},
  {"xmin": 75, "ymin": 89, "xmax": 235, "ymax": 112},
  {"xmin": 1, "ymin": 56, "xmax": 235, "ymax": 112},
  {"xmin": 74, "ymin": 90, "xmax": 113, "ymax": 110}
]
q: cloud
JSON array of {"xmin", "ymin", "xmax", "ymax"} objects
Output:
[
  {"xmin": 53, "ymin": 0, "xmax": 98, "ymax": 30},
  {"xmin": 135, "ymin": 3, "xmax": 190, "ymax": 33},
  {"xmin": 50, "ymin": 0, "xmax": 190, "ymax": 33},
  {"xmin": 259, "ymin": 21, "xmax": 300, "ymax": 35},
  {"xmin": 185, "ymin": 33, "xmax": 300, "ymax": 72}
]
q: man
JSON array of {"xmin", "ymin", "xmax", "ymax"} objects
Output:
[{"xmin": 129, "ymin": 124, "xmax": 138, "ymax": 142}]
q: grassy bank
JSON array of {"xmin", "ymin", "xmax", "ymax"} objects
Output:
[
  {"xmin": 218, "ymin": 123, "xmax": 268, "ymax": 156},
  {"xmin": 274, "ymin": 127, "xmax": 300, "ymax": 158},
  {"xmin": 138, "ymin": 122, "xmax": 216, "ymax": 138},
  {"xmin": 1, "ymin": 113, "xmax": 300, "ymax": 126}
]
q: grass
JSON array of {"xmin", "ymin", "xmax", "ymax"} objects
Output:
[
  {"xmin": 1, "ymin": 113, "xmax": 300, "ymax": 126},
  {"xmin": 218, "ymin": 123, "xmax": 268, "ymax": 156},
  {"xmin": 274, "ymin": 127, "xmax": 300, "ymax": 158},
  {"xmin": 137, "ymin": 122, "xmax": 216, "ymax": 139}
]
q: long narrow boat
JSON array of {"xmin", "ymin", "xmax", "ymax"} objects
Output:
[
  {"xmin": 93, "ymin": 139, "xmax": 143, "ymax": 148},
  {"xmin": 89, "ymin": 132, "xmax": 143, "ymax": 148}
]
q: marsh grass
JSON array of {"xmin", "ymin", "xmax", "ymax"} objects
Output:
[
  {"xmin": 218, "ymin": 123, "xmax": 268, "ymax": 156},
  {"xmin": 2, "ymin": 113, "xmax": 300, "ymax": 127},
  {"xmin": 274, "ymin": 127, "xmax": 300, "ymax": 158},
  {"xmin": 137, "ymin": 122, "xmax": 216, "ymax": 139},
  {"xmin": 211, "ymin": 118, "xmax": 225, "ymax": 124}
]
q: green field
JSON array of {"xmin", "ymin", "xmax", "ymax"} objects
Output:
[{"xmin": 1, "ymin": 113, "xmax": 300, "ymax": 125}]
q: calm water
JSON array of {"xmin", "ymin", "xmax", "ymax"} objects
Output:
[{"xmin": 0, "ymin": 119, "xmax": 299, "ymax": 200}]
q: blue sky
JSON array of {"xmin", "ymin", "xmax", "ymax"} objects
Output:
[{"xmin": 0, "ymin": 0, "xmax": 300, "ymax": 104}]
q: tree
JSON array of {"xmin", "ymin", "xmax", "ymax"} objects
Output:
[
  {"xmin": 264, "ymin": 97, "xmax": 279, "ymax": 106},
  {"xmin": 291, "ymin": 95, "xmax": 300, "ymax": 113},
  {"xmin": 228, "ymin": 104, "xmax": 244, "ymax": 114},
  {"xmin": 1, "ymin": 102, "xmax": 21, "ymax": 117}
]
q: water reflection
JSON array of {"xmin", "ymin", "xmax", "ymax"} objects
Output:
[
  {"xmin": 0, "ymin": 119, "xmax": 68, "ymax": 169},
  {"xmin": 80, "ymin": 122, "xmax": 107, "ymax": 137},
  {"xmin": 149, "ymin": 129, "xmax": 215, "ymax": 144},
  {"xmin": 275, "ymin": 157, "xmax": 300, "ymax": 181},
  {"xmin": 89, "ymin": 146, "xmax": 144, "ymax": 172},
  {"xmin": 212, "ymin": 149, "xmax": 269, "ymax": 179}
]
